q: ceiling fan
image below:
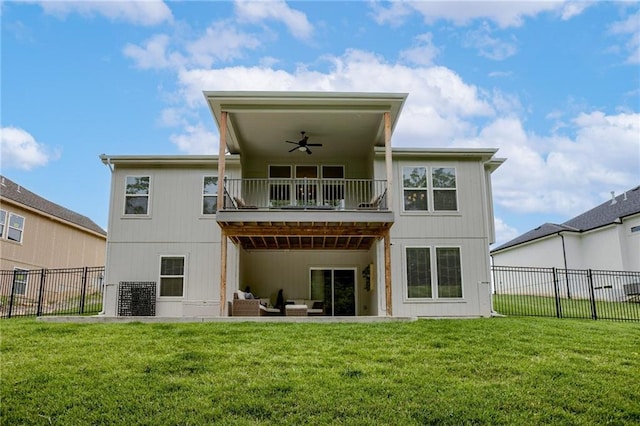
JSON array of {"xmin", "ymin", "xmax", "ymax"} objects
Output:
[{"xmin": 286, "ymin": 131, "xmax": 322, "ymax": 155}]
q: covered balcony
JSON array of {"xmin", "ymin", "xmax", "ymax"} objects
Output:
[{"xmin": 216, "ymin": 178, "xmax": 393, "ymax": 250}]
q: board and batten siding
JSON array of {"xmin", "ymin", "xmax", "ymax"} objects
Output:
[
  {"xmin": 103, "ymin": 164, "xmax": 239, "ymax": 317},
  {"xmin": 385, "ymin": 157, "xmax": 494, "ymax": 317}
]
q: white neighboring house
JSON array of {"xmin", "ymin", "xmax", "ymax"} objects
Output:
[
  {"xmin": 100, "ymin": 91, "xmax": 505, "ymax": 318},
  {"xmin": 491, "ymin": 186, "xmax": 640, "ymax": 272}
]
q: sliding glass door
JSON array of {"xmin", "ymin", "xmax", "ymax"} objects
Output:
[{"xmin": 310, "ymin": 268, "xmax": 356, "ymax": 316}]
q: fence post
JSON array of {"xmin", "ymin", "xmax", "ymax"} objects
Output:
[
  {"xmin": 552, "ymin": 267, "xmax": 562, "ymax": 318},
  {"xmin": 8, "ymin": 270, "xmax": 17, "ymax": 319},
  {"xmin": 37, "ymin": 269, "xmax": 47, "ymax": 316},
  {"xmin": 79, "ymin": 267, "xmax": 88, "ymax": 315},
  {"xmin": 587, "ymin": 269, "xmax": 598, "ymax": 320}
]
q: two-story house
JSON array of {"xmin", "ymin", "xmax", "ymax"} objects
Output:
[{"xmin": 100, "ymin": 91, "xmax": 504, "ymax": 318}]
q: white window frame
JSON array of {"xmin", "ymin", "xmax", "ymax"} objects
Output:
[
  {"xmin": 158, "ymin": 255, "xmax": 186, "ymax": 298},
  {"xmin": 13, "ymin": 268, "xmax": 28, "ymax": 295},
  {"xmin": 404, "ymin": 245, "xmax": 464, "ymax": 300},
  {"xmin": 434, "ymin": 246, "xmax": 464, "ymax": 299},
  {"xmin": 401, "ymin": 166, "xmax": 429, "ymax": 212},
  {"xmin": 7, "ymin": 213, "xmax": 25, "ymax": 243},
  {"xmin": 202, "ymin": 175, "xmax": 218, "ymax": 215},
  {"xmin": 431, "ymin": 167, "xmax": 458, "ymax": 212},
  {"xmin": 124, "ymin": 175, "xmax": 151, "ymax": 216},
  {"xmin": 0, "ymin": 209, "xmax": 6, "ymax": 239}
]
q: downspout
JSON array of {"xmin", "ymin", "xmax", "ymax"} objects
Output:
[
  {"xmin": 99, "ymin": 155, "xmax": 114, "ymax": 315},
  {"xmin": 558, "ymin": 232, "xmax": 571, "ymax": 299}
]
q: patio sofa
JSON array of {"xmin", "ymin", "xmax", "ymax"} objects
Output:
[{"xmin": 231, "ymin": 290, "xmax": 280, "ymax": 316}]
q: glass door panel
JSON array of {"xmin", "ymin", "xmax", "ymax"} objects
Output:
[{"xmin": 310, "ymin": 268, "xmax": 356, "ymax": 316}]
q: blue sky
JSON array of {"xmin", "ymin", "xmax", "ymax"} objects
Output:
[{"xmin": 1, "ymin": 0, "xmax": 639, "ymax": 247}]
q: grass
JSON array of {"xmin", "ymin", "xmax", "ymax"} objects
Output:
[
  {"xmin": 2, "ymin": 317, "xmax": 639, "ymax": 425},
  {"xmin": 494, "ymin": 294, "xmax": 640, "ymax": 321}
]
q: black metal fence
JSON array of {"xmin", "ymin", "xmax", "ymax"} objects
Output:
[
  {"xmin": 0, "ymin": 267, "xmax": 104, "ymax": 319},
  {"xmin": 492, "ymin": 266, "xmax": 640, "ymax": 322}
]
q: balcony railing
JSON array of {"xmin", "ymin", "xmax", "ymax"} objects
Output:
[{"xmin": 222, "ymin": 178, "xmax": 388, "ymax": 211}]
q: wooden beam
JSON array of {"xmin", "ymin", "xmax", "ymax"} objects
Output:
[
  {"xmin": 220, "ymin": 231, "xmax": 228, "ymax": 316},
  {"xmin": 384, "ymin": 111, "xmax": 392, "ymax": 209},
  {"xmin": 219, "ymin": 224, "xmax": 391, "ymax": 236},
  {"xmin": 384, "ymin": 229, "xmax": 392, "ymax": 316},
  {"xmin": 217, "ymin": 111, "xmax": 227, "ymax": 212}
]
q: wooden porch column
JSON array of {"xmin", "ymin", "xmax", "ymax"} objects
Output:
[
  {"xmin": 220, "ymin": 231, "xmax": 228, "ymax": 316},
  {"xmin": 384, "ymin": 111, "xmax": 392, "ymax": 207},
  {"xmin": 384, "ymin": 229, "xmax": 392, "ymax": 316},
  {"xmin": 218, "ymin": 111, "xmax": 228, "ymax": 316}
]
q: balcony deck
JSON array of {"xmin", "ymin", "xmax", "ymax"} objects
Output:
[{"xmin": 217, "ymin": 178, "xmax": 393, "ymax": 250}]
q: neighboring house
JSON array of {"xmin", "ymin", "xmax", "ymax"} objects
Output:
[
  {"xmin": 100, "ymin": 91, "xmax": 505, "ymax": 318},
  {"xmin": 0, "ymin": 175, "xmax": 107, "ymax": 299},
  {"xmin": 491, "ymin": 185, "xmax": 640, "ymax": 272}
]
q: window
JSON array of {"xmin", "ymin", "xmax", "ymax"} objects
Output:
[
  {"xmin": 436, "ymin": 247, "xmax": 462, "ymax": 298},
  {"xmin": 0, "ymin": 209, "xmax": 6, "ymax": 238},
  {"xmin": 631, "ymin": 225, "xmax": 640, "ymax": 233},
  {"xmin": 7, "ymin": 213, "xmax": 25, "ymax": 243},
  {"xmin": 322, "ymin": 166, "xmax": 344, "ymax": 207},
  {"xmin": 403, "ymin": 167, "xmax": 428, "ymax": 211},
  {"xmin": 269, "ymin": 165, "xmax": 292, "ymax": 207},
  {"xmin": 203, "ymin": 176, "xmax": 218, "ymax": 214},
  {"xmin": 124, "ymin": 176, "xmax": 150, "ymax": 215},
  {"xmin": 13, "ymin": 269, "xmax": 28, "ymax": 295},
  {"xmin": 406, "ymin": 247, "xmax": 432, "ymax": 298},
  {"xmin": 160, "ymin": 256, "xmax": 185, "ymax": 297},
  {"xmin": 406, "ymin": 246, "xmax": 463, "ymax": 299},
  {"xmin": 432, "ymin": 168, "xmax": 457, "ymax": 211}
]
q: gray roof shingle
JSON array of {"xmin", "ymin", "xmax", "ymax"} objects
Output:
[
  {"xmin": 492, "ymin": 185, "xmax": 640, "ymax": 253},
  {"xmin": 0, "ymin": 175, "xmax": 107, "ymax": 236}
]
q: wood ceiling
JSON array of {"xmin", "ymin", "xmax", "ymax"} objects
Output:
[{"xmin": 219, "ymin": 220, "xmax": 392, "ymax": 250}]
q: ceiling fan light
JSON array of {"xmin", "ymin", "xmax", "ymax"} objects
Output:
[{"xmin": 298, "ymin": 146, "xmax": 306, "ymax": 152}]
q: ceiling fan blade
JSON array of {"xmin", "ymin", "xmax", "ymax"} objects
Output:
[
  {"xmin": 288, "ymin": 146, "xmax": 299, "ymax": 153},
  {"xmin": 285, "ymin": 140, "xmax": 298, "ymax": 144},
  {"xmin": 306, "ymin": 147, "xmax": 312, "ymax": 155},
  {"xmin": 307, "ymin": 143, "xmax": 323, "ymax": 147}
]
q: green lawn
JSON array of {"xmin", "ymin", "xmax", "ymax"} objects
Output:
[{"xmin": 2, "ymin": 317, "xmax": 639, "ymax": 425}]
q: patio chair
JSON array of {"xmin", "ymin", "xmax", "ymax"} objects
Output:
[{"xmin": 357, "ymin": 189, "xmax": 386, "ymax": 210}]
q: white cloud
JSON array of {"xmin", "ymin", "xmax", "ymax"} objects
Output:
[
  {"xmin": 123, "ymin": 34, "xmax": 184, "ymax": 70},
  {"xmin": 463, "ymin": 23, "xmax": 518, "ymax": 60},
  {"xmin": 186, "ymin": 21, "xmax": 262, "ymax": 67},
  {"xmin": 36, "ymin": 0, "xmax": 173, "ymax": 26},
  {"xmin": 373, "ymin": 1, "xmax": 581, "ymax": 29},
  {"xmin": 494, "ymin": 217, "xmax": 520, "ymax": 246},
  {"xmin": 169, "ymin": 124, "xmax": 216, "ymax": 154},
  {"xmin": 399, "ymin": 33, "xmax": 440, "ymax": 66},
  {"xmin": 234, "ymin": 0, "xmax": 313, "ymax": 40},
  {"xmin": 0, "ymin": 127, "xmax": 60, "ymax": 170},
  {"xmin": 608, "ymin": 11, "xmax": 640, "ymax": 64},
  {"xmin": 455, "ymin": 111, "xmax": 640, "ymax": 217}
]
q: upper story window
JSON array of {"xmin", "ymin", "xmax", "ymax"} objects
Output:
[
  {"xmin": 402, "ymin": 167, "xmax": 428, "ymax": 211},
  {"xmin": 0, "ymin": 209, "xmax": 6, "ymax": 238},
  {"xmin": 432, "ymin": 167, "xmax": 457, "ymax": 211},
  {"xmin": 160, "ymin": 256, "xmax": 185, "ymax": 297},
  {"xmin": 203, "ymin": 176, "xmax": 218, "ymax": 215},
  {"xmin": 7, "ymin": 213, "xmax": 25, "ymax": 243},
  {"xmin": 402, "ymin": 166, "xmax": 458, "ymax": 212},
  {"xmin": 124, "ymin": 176, "xmax": 150, "ymax": 215}
]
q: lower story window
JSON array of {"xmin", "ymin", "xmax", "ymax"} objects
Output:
[
  {"xmin": 13, "ymin": 269, "xmax": 28, "ymax": 295},
  {"xmin": 160, "ymin": 256, "xmax": 184, "ymax": 297},
  {"xmin": 406, "ymin": 246, "xmax": 462, "ymax": 299}
]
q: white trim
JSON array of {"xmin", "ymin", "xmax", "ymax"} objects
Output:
[
  {"xmin": 0, "ymin": 209, "xmax": 6, "ymax": 239},
  {"xmin": 12, "ymin": 267, "xmax": 28, "ymax": 295},
  {"xmin": 202, "ymin": 175, "xmax": 218, "ymax": 216},
  {"xmin": 403, "ymin": 244, "xmax": 464, "ymax": 301},
  {"xmin": 7, "ymin": 212, "xmax": 25, "ymax": 243},
  {"xmin": 158, "ymin": 255, "xmax": 187, "ymax": 298},
  {"xmin": 124, "ymin": 175, "xmax": 151, "ymax": 216}
]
